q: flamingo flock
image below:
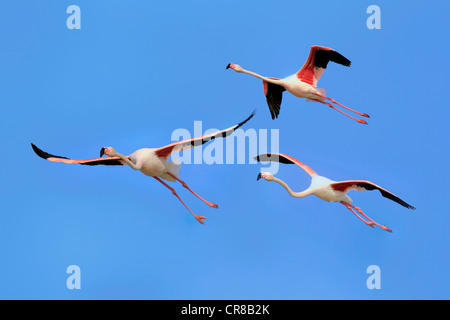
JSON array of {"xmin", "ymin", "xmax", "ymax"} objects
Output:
[{"xmin": 32, "ymin": 45, "xmax": 414, "ymax": 232}]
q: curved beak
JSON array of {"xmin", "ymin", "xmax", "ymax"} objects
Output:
[
  {"xmin": 100, "ymin": 147, "xmax": 106, "ymax": 157},
  {"xmin": 257, "ymin": 172, "xmax": 262, "ymax": 181}
]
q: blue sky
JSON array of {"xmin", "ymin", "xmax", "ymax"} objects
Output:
[{"xmin": 0, "ymin": 0, "xmax": 449, "ymax": 299}]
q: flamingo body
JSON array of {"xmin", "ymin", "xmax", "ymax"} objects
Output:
[
  {"xmin": 127, "ymin": 148, "xmax": 178, "ymax": 180},
  {"xmin": 285, "ymin": 174, "xmax": 353, "ymax": 203},
  {"xmin": 279, "ymin": 74, "xmax": 318, "ymax": 99},
  {"xmin": 305, "ymin": 175, "xmax": 353, "ymax": 203}
]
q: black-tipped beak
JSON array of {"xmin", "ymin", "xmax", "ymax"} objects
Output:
[
  {"xmin": 100, "ymin": 147, "xmax": 105, "ymax": 157},
  {"xmin": 226, "ymin": 63, "xmax": 231, "ymax": 69},
  {"xmin": 257, "ymin": 173, "xmax": 262, "ymax": 181}
]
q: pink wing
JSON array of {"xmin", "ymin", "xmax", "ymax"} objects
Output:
[
  {"xmin": 31, "ymin": 143, "xmax": 125, "ymax": 166},
  {"xmin": 154, "ymin": 111, "xmax": 255, "ymax": 159},
  {"xmin": 296, "ymin": 46, "xmax": 351, "ymax": 87},
  {"xmin": 330, "ymin": 180, "xmax": 415, "ymax": 209},
  {"xmin": 254, "ymin": 153, "xmax": 318, "ymax": 177}
]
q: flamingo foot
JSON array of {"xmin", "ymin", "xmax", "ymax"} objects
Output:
[
  {"xmin": 195, "ymin": 215, "xmax": 207, "ymax": 225},
  {"xmin": 358, "ymin": 119, "xmax": 368, "ymax": 125},
  {"xmin": 365, "ymin": 221, "xmax": 376, "ymax": 228},
  {"xmin": 210, "ymin": 203, "xmax": 219, "ymax": 209},
  {"xmin": 381, "ymin": 225, "xmax": 393, "ymax": 233},
  {"xmin": 362, "ymin": 113, "xmax": 370, "ymax": 118}
]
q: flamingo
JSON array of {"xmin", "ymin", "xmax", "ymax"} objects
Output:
[
  {"xmin": 31, "ymin": 111, "xmax": 255, "ymax": 225},
  {"xmin": 226, "ymin": 45, "xmax": 370, "ymax": 124},
  {"xmin": 255, "ymin": 153, "xmax": 415, "ymax": 232}
]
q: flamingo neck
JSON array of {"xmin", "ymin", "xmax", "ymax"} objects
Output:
[
  {"xmin": 241, "ymin": 69, "xmax": 265, "ymax": 80},
  {"xmin": 241, "ymin": 69, "xmax": 281, "ymax": 85},
  {"xmin": 271, "ymin": 177, "xmax": 310, "ymax": 198},
  {"xmin": 113, "ymin": 153, "xmax": 139, "ymax": 170}
]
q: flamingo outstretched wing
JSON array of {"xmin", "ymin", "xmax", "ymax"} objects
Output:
[
  {"xmin": 296, "ymin": 46, "xmax": 351, "ymax": 88},
  {"xmin": 262, "ymin": 78, "xmax": 286, "ymax": 119},
  {"xmin": 330, "ymin": 180, "xmax": 415, "ymax": 209},
  {"xmin": 154, "ymin": 111, "xmax": 256, "ymax": 159},
  {"xmin": 254, "ymin": 153, "xmax": 318, "ymax": 177},
  {"xmin": 31, "ymin": 143, "xmax": 125, "ymax": 166}
]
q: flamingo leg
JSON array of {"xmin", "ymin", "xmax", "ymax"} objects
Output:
[
  {"xmin": 340, "ymin": 202, "xmax": 375, "ymax": 228},
  {"xmin": 167, "ymin": 173, "xmax": 219, "ymax": 208},
  {"xmin": 154, "ymin": 177, "xmax": 206, "ymax": 225},
  {"xmin": 346, "ymin": 203, "xmax": 393, "ymax": 233},
  {"xmin": 314, "ymin": 92, "xmax": 370, "ymax": 118},
  {"xmin": 315, "ymin": 100, "xmax": 368, "ymax": 124}
]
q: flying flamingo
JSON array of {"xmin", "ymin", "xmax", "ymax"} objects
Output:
[
  {"xmin": 226, "ymin": 45, "xmax": 370, "ymax": 124},
  {"xmin": 255, "ymin": 153, "xmax": 415, "ymax": 232},
  {"xmin": 31, "ymin": 111, "xmax": 255, "ymax": 225}
]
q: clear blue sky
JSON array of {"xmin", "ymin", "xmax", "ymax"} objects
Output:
[{"xmin": 0, "ymin": 0, "xmax": 448, "ymax": 299}]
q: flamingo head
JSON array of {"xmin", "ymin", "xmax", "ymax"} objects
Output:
[
  {"xmin": 100, "ymin": 147, "xmax": 116, "ymax": 157},
  {"xmin": 257, "ymin": 172, "xmax": 274, "ymax": 181},
  {"xmin": 226, "ymin": 63, "xmax": 243, "ymax": 72}
]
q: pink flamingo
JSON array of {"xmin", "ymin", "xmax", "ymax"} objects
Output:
[
  {"xmin": 255, "ymin": 153, "xmax": 415, "ymax": 232},
  {"xmin": 227, "ymin": 45, "xmax": 370, "ymax": 124},
  {"xmin": 31, "ymin": 111, "xmax": 255, "ymax": 225}
]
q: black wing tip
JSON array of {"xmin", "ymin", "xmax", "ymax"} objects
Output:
[
  {"xmin": 254, "ymin": 153, "xmax": 293, "ymax": 165},
  {"xmin": 381, "ymin": 190, "xmax": 416, "ymax": 210},
  {"xmin": 254, "ymin": 153, "xmax": 273, "ymax": 162},
  {"xmin": 31, "ymin": 143, "xmax": 49, "ymax": 159},
  {"xmin": 226, "ymin": 63, "xmax": 231, "ymax": 69},
  {"xmin": 396, "ymin": 200, "xmax": 415, "ymax": 210},
  {"xmin": 269, "ymin": 107, "xmax": 279, "ymax": 119},
  {"xmin": 357, "ymin": 182, "xmax": 416, "ymax": 210},
  {"xmin": 265, "ymin": 82, "xmax": 284, "ymax": 119},
  {"xmin": 315, "ymin": 48, "xmax": 351, "ymax": 69},
  {"xmin": 399, "ymin": 202, "xmax": 415, "ymax": 210},
  {"xmin": 333, "ymin": 50, "xmax": 351, "ymax": 67},
  {"xmin": 235, "ymin": 109, "xmax": 256, "ymax": 130},
  {"xmin": 31, "ymin": 143, "xmax": 69, "ymax": 160}
]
